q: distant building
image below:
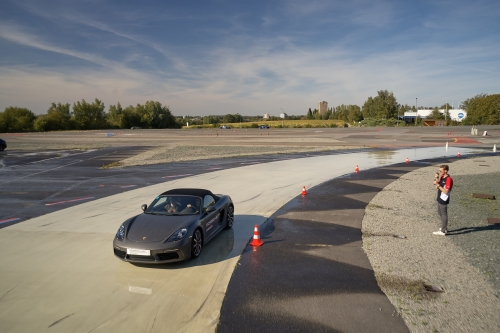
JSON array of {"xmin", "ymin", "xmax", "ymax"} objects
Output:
[
  {"xmin": 279, "ymin": 112, "xmax": 288, "ymax": 119},
  {"xmin": 263, "ymin": 113, "xmax": 269, "ymax": 119},
  {"xmin": 402, "ymin": 109, "xmax": 466, "ymax": 124},
  {"xmin": 318, "ymin": 101, "xmax": 328, "ymax": 115}
]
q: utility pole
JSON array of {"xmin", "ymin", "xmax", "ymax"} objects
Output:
[
  {"xmin": 397, "ymin": 104, "xmax": 400, "ymax": 127},
  {"xmin": 415, "ymin": 98, "xmax": 418, "ymax": 127}
]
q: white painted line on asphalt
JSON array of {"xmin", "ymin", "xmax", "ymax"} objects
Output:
[
  {"xmin": 0, "ymin": 160, "xmax": 84, "ymax": 185},
  {"xmin": 0, "ymin": 150, "xmax": 118, "ymax": 185},
  {"xmin": 45, "ymin": 197, "xmax": 94, "ymax": 206},
  {"xmin": 0, "ymin": 217, "xmax": 21, "ymax": 224},
  {"xmin": 162, "ymin": 174, "xmax": 194, "ymax": 179}
]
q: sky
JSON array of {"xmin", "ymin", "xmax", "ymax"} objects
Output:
[{"xmin": 0, "ymin": 0, "xmax": 499, "ymax": 116}]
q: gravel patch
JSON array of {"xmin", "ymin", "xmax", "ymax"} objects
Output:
[
  {"xmin": 475, "ymin": 138, "xmax": 500, "ymax": 144},
  {"xmin": 362, "ymin": 156, "xmax": 500, "ymax": 333},
  {"xmin": 209, "ymin": 137, "xmax": 346, "ymax": 143},
  {"xmin": 117, "ymin": 145, "xmax": 352, "ymax": 167}
]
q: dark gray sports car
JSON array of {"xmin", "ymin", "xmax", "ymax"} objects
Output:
[{"xmin": 113, "ymin": 188, "xmax": 234, "ymax": 263}]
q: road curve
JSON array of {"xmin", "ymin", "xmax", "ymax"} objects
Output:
[{"xmin": 0, "ymin": 146, "xmax": 476, "ymax": 333}]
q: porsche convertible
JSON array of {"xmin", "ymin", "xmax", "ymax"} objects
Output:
[{"xmin": 113, "ymin": 188, "xmax": 234, "ymax": 263}]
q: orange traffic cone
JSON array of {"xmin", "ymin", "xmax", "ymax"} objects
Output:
[
  {"xmin": 355, "ymin": 165, "xmax": 359, "ymax": 173},
  {"xmin": 301, "ymin": 186, "xmax": 307, "ymax": 195},
  {"xmin": 249, "ymin": 224, "xmax": 264, "ymax": 247},
  {"xmin": 457, "ymin": 151, "xmax": 461, "ymax": 157},
  {"xmin": 405, "ymin": 157, "xmax": 409, "ymax": 163}
]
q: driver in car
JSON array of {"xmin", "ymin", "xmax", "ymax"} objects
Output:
[{"xmin": 165, "ymin": 197, "xmax": 181, "ymax": 213}]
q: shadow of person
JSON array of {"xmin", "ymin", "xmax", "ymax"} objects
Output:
[{"xmin": 447, "ymin": 224, "xmax": 500, "ymax": 235}]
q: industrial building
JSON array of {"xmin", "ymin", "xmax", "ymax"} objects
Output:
[{"xmin": 402, "ymin": 109, "xmax": 466, "ymax": 125}]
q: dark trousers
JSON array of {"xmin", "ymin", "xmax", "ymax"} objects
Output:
[{"xmin": 437, "ymin": 202, "xmax": 448, "ymax": 232}]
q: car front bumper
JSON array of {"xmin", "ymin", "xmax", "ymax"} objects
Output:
[{"xmin": 113, "ymin": 238, "xmax": 192, "ymax": 264}]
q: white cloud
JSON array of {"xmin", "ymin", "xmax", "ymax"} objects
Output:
[{"xmin": 1, "ymin": 1, "xmax": 499, "ymax": 116}]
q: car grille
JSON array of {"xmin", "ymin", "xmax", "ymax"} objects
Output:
[
  {"xmin": 114, "ymin": 248, "xmax": 126, "ymax": 259},
  {"xmin": 157, "ymin": 252, "xmax": 180, "ymax": 260},
  {"xmin": 128, "ymin": 255, "xmax": 156, "ymax": 261}
]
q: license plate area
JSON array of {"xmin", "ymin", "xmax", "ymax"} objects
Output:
[{"xmin": 127, "ymin": 248, "xmax": 151, "ymax": 256}]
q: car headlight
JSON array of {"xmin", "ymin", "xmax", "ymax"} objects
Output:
[
  {"xmin": 116, "ymin": 225, "xmax": 125, "ymax": 240},
  {"xmin": 167, "ymin": 228, "xmax": 188, "ymax": 242}
]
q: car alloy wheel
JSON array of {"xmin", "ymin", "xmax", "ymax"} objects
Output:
[
  {"xmin": 225, "ymin": 206, "xmax": 234, "ymax": 229},
  {"xmin": 191, "ymin": 229, "xmax": 203, "ymax": 258}
]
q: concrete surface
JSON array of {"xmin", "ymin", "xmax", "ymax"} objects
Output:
[{"xmin": 0, "ymin": 146, "xmax": 484, "ymax": 332}]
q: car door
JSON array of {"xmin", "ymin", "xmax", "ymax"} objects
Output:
[{"xmin": 201, "ymin": 195, "xmax": 220, "ymax": 241}]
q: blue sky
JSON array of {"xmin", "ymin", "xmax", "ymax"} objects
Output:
[{"xmin": 0, "ymin": 0, "xmax": 499, "ymax": 116}]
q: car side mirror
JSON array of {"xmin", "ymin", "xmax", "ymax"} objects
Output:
[
  {"xmin": 206, "ymin": 206, "xmax": 216, "ymax": 213},
  {"xmin": 141, "ymin": 204, "xmax": 147, "ymax": 212}
]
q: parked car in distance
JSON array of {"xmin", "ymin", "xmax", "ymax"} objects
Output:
[
  {"xmin": 258, "ymin": 125, "xmax": 269, "ymax": 129},
  {"xmin": 131, "ymin": 126, "xmax": 141, "ymax": 130},
  {"xmin": 0, "ymin": 138, "xmax": 6, "ymax": 151},
  {"xmin": 220, "ymin": 125, "xmax": 231, "ymax": 129}
]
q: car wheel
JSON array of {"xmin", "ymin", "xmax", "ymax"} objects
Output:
[
  {"xmin": 0, "ymin": 146, "xmax": 4, "ymax": 151},
  {"xmin": 225, "ymin": 205, "xmax": 234, "ymax": 229},
  {"xmin": 191, "ymin": 229, "xmax": 203, "ymax": 259}
]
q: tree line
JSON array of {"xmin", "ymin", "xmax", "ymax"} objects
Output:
[
  {"xmin": 306, "ymin": 91, "xmax": 499, "ymax": 125},
  {"xmin": 0, "ymin": 99, "xmax": 180, "ymax": 132},
  {"xmin": 1, "ymin": 92, "xmax": 498, "ymax": 133}
]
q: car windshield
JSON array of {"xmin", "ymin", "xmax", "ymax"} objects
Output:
[{"xmin": 145, "ymin": 195, "xmax": 201, "ymax": 216}]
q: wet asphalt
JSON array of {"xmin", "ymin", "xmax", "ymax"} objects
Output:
[
  {"xmin": 0, "ymin": 146, "xmax": 372, "ymax": 228},
  {"xmin": 217, "ymin": 157, "xmax": 463, "ymax": 333}
]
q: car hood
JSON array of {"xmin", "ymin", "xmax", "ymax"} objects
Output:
[{"xmin": 126, "ymin": 213, "xmax": 197, "ymax": 243}]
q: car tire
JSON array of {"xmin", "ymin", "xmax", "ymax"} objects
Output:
[
  {"xmin": 0, "ymin": 146, "xmax": 4, "ymax": 151},
  {"xmin": 225, "ymin": 205, "xmax": 234, "ymax": 229},
  {"xmin": 191, "ymin": 229, "xmax": 203, "ymax": 259}
]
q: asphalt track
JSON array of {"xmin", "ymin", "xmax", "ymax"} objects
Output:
[
  {"xmin": 0, "ymin": 145, "xmax": 485, "ymax": 332},
  {"xmin": 1, "ymin": 146, "xmax": 364, "ymax": 227},
  {"xmin": 219, "ymin": 162, "xmax": 445, "ymax": 332}
]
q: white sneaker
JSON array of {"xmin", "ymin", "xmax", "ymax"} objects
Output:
[{"xmin": 433, "ymin": 230, "xmax": 446, "ymax": 236}]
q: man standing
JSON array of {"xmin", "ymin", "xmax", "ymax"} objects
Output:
[{"xmin": 433, "ymin": 165, "xmax": 453, "ymax": 235}]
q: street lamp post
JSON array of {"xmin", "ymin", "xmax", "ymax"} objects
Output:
[
  {"xmin": 280, "ymin": 108, "xmax": 285, "ymax": 128},
  {"xmin": 415, "ymin": 98, "xmax": 418, "ymax": 127}
]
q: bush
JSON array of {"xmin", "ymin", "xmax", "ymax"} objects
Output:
[
  {"xmin": 360, "ymin": 118, "xmax": 398, "ymax": 127},
  {"xmin": 0, "ymin": 107, "xmax": 37, "ymax": 132}
]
